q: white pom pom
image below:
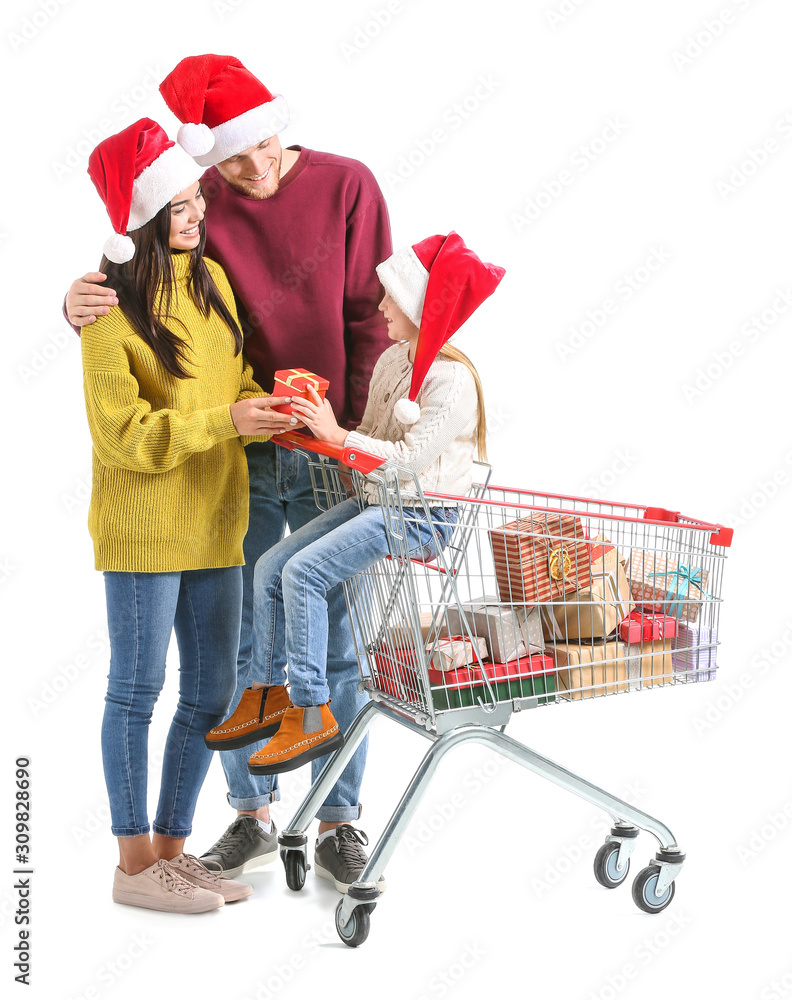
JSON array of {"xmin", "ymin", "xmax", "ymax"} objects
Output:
[
  {"xmin": 103, "ymin": 233, "xmax": 135, "ymax": 264},
  {"xmin": 178, "ymin": 122, "xmax": 215, "ymax": 157},
  {"xmin": 394, "ymin": 397, "xmax": 421, "ymax": 424}
]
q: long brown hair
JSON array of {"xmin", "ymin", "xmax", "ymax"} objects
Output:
[
  {"xmin": 99, "ymin": 199, "xmax": 242, "ymax": 379},
  {"xmin": 436, "ymin": 342, "xmax": 488, "ymax": 462}
]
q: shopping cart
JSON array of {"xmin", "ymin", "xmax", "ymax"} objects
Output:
[{"xmin": 271, "ymin": 431, "xmax": 733, "ymax": 947}]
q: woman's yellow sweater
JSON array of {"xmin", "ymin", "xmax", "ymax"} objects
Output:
[{"xmin": 81, "ymin": 253, "xmax": 267, "ymax": 573}]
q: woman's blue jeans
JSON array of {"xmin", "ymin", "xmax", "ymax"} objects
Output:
[
  {"xmin": 252, "ymin": 499, "xmax": 459, "ymax": 707},
  {"xmin": 101, "ymin": 567, "xmax": 241, "ymax": 838}
]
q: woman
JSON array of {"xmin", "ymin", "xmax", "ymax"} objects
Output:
[{"xmin": 82, "ymin": 118, "xmax": 294, "ymax": 913}]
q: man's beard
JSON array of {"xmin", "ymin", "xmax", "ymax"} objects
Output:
[{"xmin": 224, "ymin": 148, "xmax": 283, "ymax": 200}]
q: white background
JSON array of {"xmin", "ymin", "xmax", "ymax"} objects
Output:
[{"xmin": 3, "ymin": 0, "xmax": 789, "ymax": 997}]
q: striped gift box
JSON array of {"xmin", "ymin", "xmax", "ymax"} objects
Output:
[
  {"xmin": 672, "ymin": 622, "xmax": 717, "ymax": 681},
  {"xmin": 490, "ymin": 513, "xmax": 592, "ymax": 606}
]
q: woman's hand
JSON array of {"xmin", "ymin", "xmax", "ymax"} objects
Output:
[
  {"xmin": 289, "ymin": 387, "xmax": 347, "ymax": 446},
  {"xmin": 230, "ymin": 396, "xmax": 300, "ymax": 436}
]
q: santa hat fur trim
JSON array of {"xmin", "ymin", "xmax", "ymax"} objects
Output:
[
  {"xmin": 375, "ymin": 245, "xmax": 429, "ymax": 328},
  {"xmin": 192, "ymin": 94, "xmax": 290, "ymax": 166},
  {"xmin": 127, "ymin": 143, "xmax": 204, "ymax": 230}
]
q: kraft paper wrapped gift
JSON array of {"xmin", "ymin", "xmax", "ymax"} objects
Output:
[
  {"xmin": 490, "ymin": 512, "xmax": 592, "ymax": 605},
  {"xmin": 628, "ymin": 550, "xmax": 711, "ymax": 624},
  {"xmin": 426, "ymin": 635, "xmax": 488, "ymax": 672},
  {"xmin": 387, "ymin": 612, "xmax": 448, "ymax": 650},
  {"xmin": 543, "ymin": 536, "xmax": 634, "ymax": 640},
  {"xmin": 271, "ymin": 368, "xmax": 330, "ymax": 415},
  {"xmin": 672, "ymin": 622, "xmax": 717, "ymax": 681},
  {"xmin": 625, "ymin": 639, "xmax": 675, "ymax": 691},
  {"xmin": 550, "ymin": 640, "xmax": 630, "ymax": 700},
  {"xmin": 552, "ymin": 638, "xmax": 673, "ymax": 699},
  {"xmin": 445, "ymin": 596, "xmax": 544, "ymax": 662}
]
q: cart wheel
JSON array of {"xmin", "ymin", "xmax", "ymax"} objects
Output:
[
  {"xmin": 632, "ymin": 865, "xmax": 676, "ymax": 913},
  {"xmin": 594, "ymin": 841, "xmax": 630, "ymax": 889},
  {"xmin": 335, "ymin": 900, "xmax": 371, "ymax": 948},
  {"xmin": 283, "ymin": 850, "xmax": 307, "ymax": 892}
]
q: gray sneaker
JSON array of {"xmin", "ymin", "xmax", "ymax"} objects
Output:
[
  {"xmin": 314, "ymin": 825, "xmax": 387, "ymax": 894},
  {"xmin": 199, "ymin": 817, "xmax": 278, "ymax": 879}
]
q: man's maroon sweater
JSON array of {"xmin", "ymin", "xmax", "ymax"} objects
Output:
[{"xmin": 200, "ymin": 146, "xmax": 392, "ymax": 429}]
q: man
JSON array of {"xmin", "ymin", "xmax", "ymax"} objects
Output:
[{"xmin": 66, "ymin": 54, "xmax": 392, "ymax": 891}]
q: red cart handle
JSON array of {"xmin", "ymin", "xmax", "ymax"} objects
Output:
[{"xmin": 274, "ymin": 430, "xmax": 386, "ymax": 476}]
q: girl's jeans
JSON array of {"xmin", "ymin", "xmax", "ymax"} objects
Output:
[
  {"xmin": 102, "ymin": 567, "xmax": 241, "ymax": 838},
  {"xmin": 252, "ymin": 498, "xmax": 459, "ymax": 707}
]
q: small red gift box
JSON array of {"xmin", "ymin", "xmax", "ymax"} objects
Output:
[
  {"xmin": 271, "ymin": 368, "xmax": 330, "ymax": 415},
  {"xmin": 618, "ymin": 610, "xmax": 678, "ymax": 644}
]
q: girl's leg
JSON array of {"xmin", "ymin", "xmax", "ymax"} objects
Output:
[
  {"xmin": 102, "ymin": 571, "xmax": 181, "ymax": 874},
  {"xmin": 251, "ymin": 498, "xmax": 364, "ymax": 690},
  {"xmin": 281, "ymin": 504, "xmax": 398, "ymax": 707},
  {"xmin": 153, "ymin": 566, "xmax": 242, "ymax": 843}
]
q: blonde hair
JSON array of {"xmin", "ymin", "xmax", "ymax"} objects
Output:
[{"xmin": 436, "ymin": 342, "xmax": 487, "ymax": 462}]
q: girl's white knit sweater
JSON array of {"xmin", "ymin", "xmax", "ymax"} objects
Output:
[{"xmin": 344, "ymin": 342, "xmax": 478, "ymax": 503}]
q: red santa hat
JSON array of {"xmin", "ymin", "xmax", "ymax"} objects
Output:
[
  {"xmin": 159, "ymin": 54, "xmax": 290, "ymax": 167},
  {"xmin": 376, "ymin": 233, "xmax": 505, "ymax": 424},
  {"xmin": 87, "ymin": 118, "xmax": 204, "ymax": 264}
]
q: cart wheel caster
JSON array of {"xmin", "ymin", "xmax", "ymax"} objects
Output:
[
  {"xmin": 594, "ymin": 841, "xmax": 630, "ymax": 889},
  {"xmin": 335, "ymin": 900, "xmax": 371, "ymax": 948},
  {"xmin": 632, "ymin": 864, "xmax": 676, "ymax": 913},
  {"xmin": 283, "ymin": 850, "xmax": 307, "ymax": 892}
]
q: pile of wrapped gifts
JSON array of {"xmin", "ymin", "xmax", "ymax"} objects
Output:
[{"xmin": 373, "ymin": 511, "xmax": 717, "ymax": 709}]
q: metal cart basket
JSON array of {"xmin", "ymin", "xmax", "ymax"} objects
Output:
[{"xmin": 272, "ymin": 432, "xmax": 733, "ymax": 947}]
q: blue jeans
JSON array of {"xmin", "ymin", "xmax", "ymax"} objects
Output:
[
  {"xmin": 253, "ymin": 498, "xmax": 459, "ymax": 706},
  {"xmin": 224, "ymin": 441, "xmax": 365, "ymax": 821},
  {"xmin": 102, "ymin": 568, "xmax": 241, "ymax": 838}
]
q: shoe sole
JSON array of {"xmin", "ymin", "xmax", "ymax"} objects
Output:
[
  {"xmin": 206, "ymin": 847, "xmax": 279, "ymax": 880},
  {"xmin": 112, "ymin": 890, "xmax": 224, "ymax": 913},
  {"xmin": 247, "ymin": 732, "xmax": 345, "ymax": 775},
  {"xmin": 313, "ymin": 862, "xmax": 388, "ymax": 895},
  {"xmin": 204, "ymin": 722, "xmax": 282, "ymax": 751}
]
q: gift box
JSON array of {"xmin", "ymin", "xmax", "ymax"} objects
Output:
[
  {"xmin": 371, "ymin": 649, "xmax": 422, "ymax": 701},
  {"xmin": 619, "ymin": 609, "xmax": 678, "ymax": 644},
  {"xmin": 550, "ymin": 640, "xmax": 630, "ymax": 700},
  {"xmin": 490, "ymin": 513, "xmax": 592, "ymax": 606},
  {"xmin": 387, "ymin": 612, "xmax": 448, "ymax": 650},
  {"xmin": 428, "ymin": 654, "xmax": 557, "ymax": 711},
  {"xmin": 271, "ymin": 368, "xmax": 330, "ymax": 415},
  {"xmin": 543, "ymin": 535, "xmax": 634, "ymax": 641},
  {"xmin": 625, "ymin": 639, "xmax": 674, "ymax": 691},
  {"xmin": 445, "ymin": 596, "xmax": 543, "ymax": 662},
  {"xmin": 628, "ymin": 550, "xmax": 711, "ymax": 623},
  {"xmin": 672, "ymin": 622, "xmax": 717, "ymax": 681},
  {"xmin": 426, "ymin": 635, "xmax": 488, "ymax": 672}
]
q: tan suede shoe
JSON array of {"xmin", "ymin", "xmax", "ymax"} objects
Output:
[
  {"xmin": 168, "ymin": 854, "xmax": 253, "ymax": 902},
  {"xmin": 112, "ymin": 859, "xmax": 224, "ymax": 913},
  {"xmin": 247, "ymin": 703, "xmax": 344, "ymax": 775},
  {"xmin": 205, "ymin": 685, "xmax": 292, "ymax": 750}
]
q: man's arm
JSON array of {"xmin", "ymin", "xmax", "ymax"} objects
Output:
[
  {"xmin": 343, "ymin": 191, "xmax": 393, "ymax": 428},
  {"xmin": 64, "ymin": 272, "xmax": 118, "ymax": 329}
]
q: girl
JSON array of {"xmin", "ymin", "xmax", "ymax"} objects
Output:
[
  {"xmin": 82, "ymin": 118, "xmax": 294, "ymax": 913},
  {"xmin": 210, "ymin": 233, "xmax": 504, "ymax": 789}
]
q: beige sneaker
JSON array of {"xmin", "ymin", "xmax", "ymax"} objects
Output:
[
  {"xmin": 112, "ymin": 859, "xmax": 224, "ymax": 913},
  {"xmin": 168, "ymin": 853, "xmax": 253, "ymax": 903}
]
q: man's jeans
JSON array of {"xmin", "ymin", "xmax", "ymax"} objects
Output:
[
  {"xmin": 102, "ymin": 567, "xmax": 241, "ymax": 837},
  {"xmin": 253, "ymin": 498, "xmax": 459, "ymax": 707},
  {"xmin": 222, "ymin": 441, "xmax": 366, "ymax": 821}
]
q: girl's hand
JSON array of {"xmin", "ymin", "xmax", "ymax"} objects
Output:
[
  {"xmin": 290, "ymin": 387, "xmax": 347, "ymax": 446},
  {"xmin": 230, "ymin": 396, "xmax": 299, "ymax": 436}
]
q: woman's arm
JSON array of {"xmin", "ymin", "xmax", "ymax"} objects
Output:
[{"xmin": 83, "ymin": 333, "xmax": 241, "ymax": 474}]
